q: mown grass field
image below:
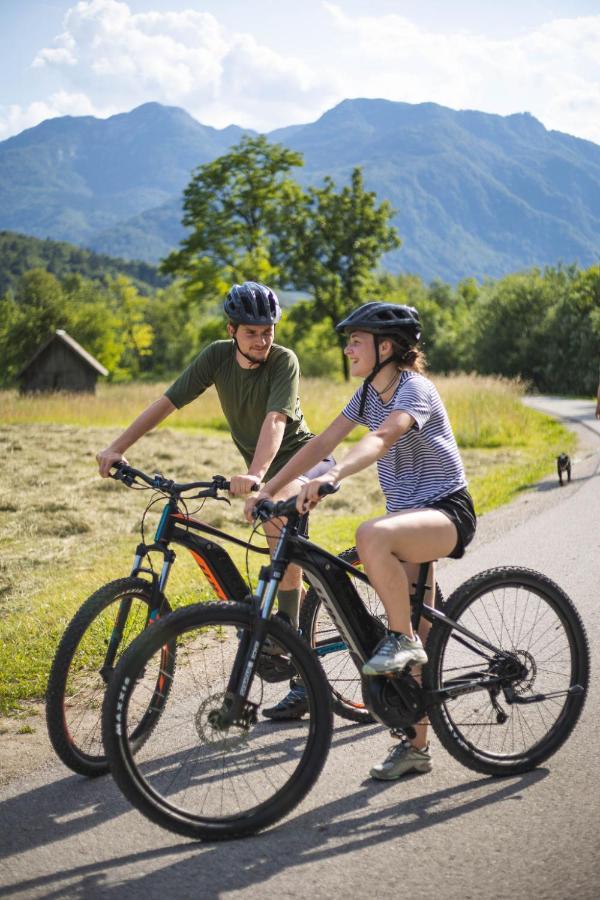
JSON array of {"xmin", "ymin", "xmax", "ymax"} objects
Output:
[{"xmin": 0, "ymin": 375, "xmax": 575, "ymax": 715}]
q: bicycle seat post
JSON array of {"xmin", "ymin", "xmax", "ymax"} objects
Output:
[{"xmin": 411, "ymin": 561, "xmax": 435, "ymax": 630}]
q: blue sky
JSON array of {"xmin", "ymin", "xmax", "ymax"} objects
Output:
[{"xmin": 2, "ymin": 0, "xmax": 600, "ymax": 142}]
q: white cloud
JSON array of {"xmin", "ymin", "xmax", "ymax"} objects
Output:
[
  {"xmin": 1, "ymin": 1, "xmax": 599, "ymax": 144},
  {"xmin": 0, "ymin": 92, "xmax": 115, "ymax": 142},
  {"xmin": 17, "ymin": 0, "xmax": 329, "ymax": 132},
  {"xmin": 321, "ymin": 4, "xmax": 600, "ymax": 143}
]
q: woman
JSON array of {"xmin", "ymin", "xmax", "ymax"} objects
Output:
[{"xmin": 246, "ymin": 301, "xmax": 476, "ymax": 781}]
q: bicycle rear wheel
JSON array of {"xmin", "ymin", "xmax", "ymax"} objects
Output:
[
  {"xmin": 102, "ymin": 601, "xmax": 333, "ymax": 840},
  {"xmin": 425, "ymin": 567, "xmax": 589, "ymax": 775},
  {"xmin": 301, "ymin": 549, "xmax": 444, "ymax": 723},
  {"xmin": 46, "ymin": 577, "xmax": 174, "ymax": 776}
]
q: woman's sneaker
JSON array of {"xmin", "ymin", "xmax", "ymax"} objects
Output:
[
  {"xmin": 262, "ymin": 681, "xmax": 308, "ymax": 720},
  {"xmin": 370, "ymin": 740, "xmax": 432, "ymax": 781},
  {"xmin": 362, "ymin": 632, "xmax": 427, "ymax": 675}
]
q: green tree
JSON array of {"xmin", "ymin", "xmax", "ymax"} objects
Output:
[
  {"xmin": 61, "ymin": 274, "xmax": 124, "ymax": 374},
  {"xmin": 471, "ymin": 271, "xmax": 555, "ymax": 384},
  {"xmin": 143, "ymin": 282, "xmax": 200, "ymax": 377},
  {"xmin": 161, "ymin": 135, "xmax": 304, "ymax": 304},
  {"xmin": 542, "ymin": 265, "xmax": 600, "ymax": 393},
  {"xmin": 0, "ymin": 269, "xmax": 66, "ymax": 384},
  {"xmin": 283, "ymin": 168, "xmax": 401, "ymax": 378},
  {"xmin": 105, "ymin": 276, "xmax": 154, "ymax": 379}
]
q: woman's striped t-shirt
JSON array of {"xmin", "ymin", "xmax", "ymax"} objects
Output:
[{"xmin": 342, "ymin": 371, "xmax": 466, "ymax": 512}]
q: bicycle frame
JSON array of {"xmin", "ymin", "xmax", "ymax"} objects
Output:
[
  {"xmin": 130, "ymin": 497, "xmax": 269, "ymax": 601},
  {"xmin": 221, "ymin": 510, "xmax": 548, "ymax": 733},
  {"xmin": 103, "ymin": 496, "xmax": 270, "ymax": 677}
]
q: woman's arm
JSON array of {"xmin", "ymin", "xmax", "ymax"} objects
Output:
[
  {"xmin": 327, "ymin": 410, "xmax": 414, "ymax": 482},
  {"xmin": 96, "ymin": 395, "xmax": 176, "ymax": 476},
  {"xmin": 264, "ymin": 413, "xmax": 356, "ymax": 494},
  {"xmin": 243, "ymin": 413, "xmax": 356, "ymax": 520},
  {"xmin": 296, "ymin": 410, "xmax": 415, "ymax": 511}
]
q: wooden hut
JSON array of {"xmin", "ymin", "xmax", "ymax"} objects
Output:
[{"xmin": 18, "ymin": 329, "xmax": 109, "ymax": 393}]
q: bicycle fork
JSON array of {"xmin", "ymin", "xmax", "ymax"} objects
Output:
[
  {"xmin": 100, "ymin": 545, "xmax": 174, "ymax": 683},
  {"xmin": 215, "ymin": 540, "xmax": 289, "ymax": 730}
]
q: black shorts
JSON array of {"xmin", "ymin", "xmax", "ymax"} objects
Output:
[{"xmin": 425, "ymin": 487, "xmax": 477, "ymax": 559}]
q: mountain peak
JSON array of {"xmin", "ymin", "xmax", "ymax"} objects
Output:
[{"xmin": 1, "ymin": 98, "xmax": 599, "ymax": 282}]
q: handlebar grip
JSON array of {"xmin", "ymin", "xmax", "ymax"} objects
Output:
[
  {"xmin": 252, "ymin": 481, "xmax": 340, "ymax": 521},
  {"xmin": 318, "ymin": 482, "xmax": 339, "ymax": 496}
]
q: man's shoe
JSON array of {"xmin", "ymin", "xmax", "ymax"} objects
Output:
[
  {"xmin": 262, "ymin": 682, "xmax": 308, "ymax": 720},
  {"xmin": 370, "ymin": 740, "xmax": 432, "ymax": 781},
  {"xmin": 362, "ymin": 633, "xmax": 427, "ymax": 675}
]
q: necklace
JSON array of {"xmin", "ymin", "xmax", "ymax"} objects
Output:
[{"xmin": 374, "ymin": 369, "xmax": 400, "ymax": 399}]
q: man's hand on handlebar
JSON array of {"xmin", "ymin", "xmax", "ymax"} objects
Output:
[
  {"xmin": 97, "ymin": 447, "xmax": 128, "ymax": 478},
  {"xmin": 229, "ymin": 473, "xmax": 262, "ymax": 497}
]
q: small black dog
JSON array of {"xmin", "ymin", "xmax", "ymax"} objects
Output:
[{"xmin": 557, "ymin": 453, "xmax": 572, "ymax": 486}]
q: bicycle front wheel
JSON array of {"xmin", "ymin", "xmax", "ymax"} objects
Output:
[
  {"xmin": 425, "ymin": 567, "xmax": 589, "ymax": 775},
  {"xmin": 46, "ymin": 577, "xmax": 174, "ymax": 777},
  {"xmin": 102, "ymin": 601, "xmax": 333, "ymax": 841}
]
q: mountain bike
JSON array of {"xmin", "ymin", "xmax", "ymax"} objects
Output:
[
  {"xmin": 101, "ymin": 486, "xmax": 589, "ymax": 840},
  {"xmin": 46, "ymin": 464, "xmax": 385, "ymax": 777}
]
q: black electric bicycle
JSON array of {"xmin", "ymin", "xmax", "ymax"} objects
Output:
[
  {"xmin": 46, "ymin": 464, "xmax": 387, "ymax": 777},
  {"xmin": 101, "ymin": 486, "xmax": 590, "ymax": 841}
]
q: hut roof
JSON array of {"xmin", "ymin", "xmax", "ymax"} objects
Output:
[{"xmin": 18, "ymin": 329, "xmax": 109, "ymax": 377}]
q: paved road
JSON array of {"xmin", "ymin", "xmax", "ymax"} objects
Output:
[{"xmin": 1, "ymin": 397, "xmax": 599, "ymax": 900}]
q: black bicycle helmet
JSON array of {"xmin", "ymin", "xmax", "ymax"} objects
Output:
[
  {"xmin": 337, "ymin": 302, "xmax": 422, "ymax": 416},
  {"xmin": 224, "ymin": 281, "xmax": 281, "ymax": 325},
  {"xmin": 336, "ymin": 301, "xmax": 421, "ymax": 344}
]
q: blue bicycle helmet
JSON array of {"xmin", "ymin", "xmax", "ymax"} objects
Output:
[{"xmin": 224, "ymin": 282, "xmax": 281, "ymax": 325}]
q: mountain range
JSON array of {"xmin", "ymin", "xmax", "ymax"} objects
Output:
[{"xmin": 1, "ymin": 98, "xmax": 599, "ymax": 282}]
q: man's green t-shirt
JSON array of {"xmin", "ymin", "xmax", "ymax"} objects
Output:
[{"xmin": 165, "ymin": 341, "xmax": 313, "ymax": 479}]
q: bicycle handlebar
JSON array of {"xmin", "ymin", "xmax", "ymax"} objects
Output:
[
  {"xmin": 252, "ymin": 482, "xmax": 339, "ymax": 521},
  {"xmin": 110, "ymin": 462, "xmax": 259, "ymax": 497}
]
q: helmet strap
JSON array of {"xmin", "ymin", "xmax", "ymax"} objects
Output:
[
  {"xmin": 232, "ymin": 333, "xmax": 273, "ymax": 367},
  {"xmin": 358, "ymin": 335, "xmax": 389, "ymax": 417}
]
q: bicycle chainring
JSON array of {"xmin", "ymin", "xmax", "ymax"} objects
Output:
[{"xmin": 361, "ymin": 672, "xmax": 427, "ymax": 730}]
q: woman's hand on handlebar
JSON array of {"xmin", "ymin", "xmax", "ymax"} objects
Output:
[
  {"xmin": 97, "ymin": 447, "xmax": 128, "ymax": 478},
  {"xmin": 296, "ymin": 473, "xmax": 339, "ymax": 513}
]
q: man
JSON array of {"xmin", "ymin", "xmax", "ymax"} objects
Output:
[{"xmin": 97, "ymin": 280, "xmax": 332, "ymax": 718}]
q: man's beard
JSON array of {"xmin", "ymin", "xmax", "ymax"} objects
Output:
[{"xmin": 244, "ymin": 349, "xmax": 270, "ymax": 364}]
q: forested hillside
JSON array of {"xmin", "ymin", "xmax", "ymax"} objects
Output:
[{"xmin": 0, "ymin": 231, "xmax": 168, "ymax": 296}]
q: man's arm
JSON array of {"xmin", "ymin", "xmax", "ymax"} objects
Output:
[
  {"xmin": 596, "ymin": 382, "xmax": 600, "ymax": 419},
  {"xmin": 96, "ymin": 395, "xmax": 176, "ymax": 476},
  {"xmin": 229, "ymin": 411, "xmax": 287, "ymax": 495}
]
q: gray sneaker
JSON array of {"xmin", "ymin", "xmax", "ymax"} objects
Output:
[
  {"xmin": 362, "ymin": 633, "xmax": 428, "ymax": 675},
  {"xmin": 370, "ymin": 740, "xmax": 432, "ymax": 781}
]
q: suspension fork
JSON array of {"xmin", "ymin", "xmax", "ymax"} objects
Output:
[
  {"xmin": 219, "ymin": 526, "xmax": 293, "ymax": 727},
  {"xmin": 100, "ymin": 544, "xmax": 175, "ymax": 681}
]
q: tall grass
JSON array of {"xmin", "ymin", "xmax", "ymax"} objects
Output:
[{"xmin": 0, "ymin": 372, "xmax": 535, "ymax": 448}]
